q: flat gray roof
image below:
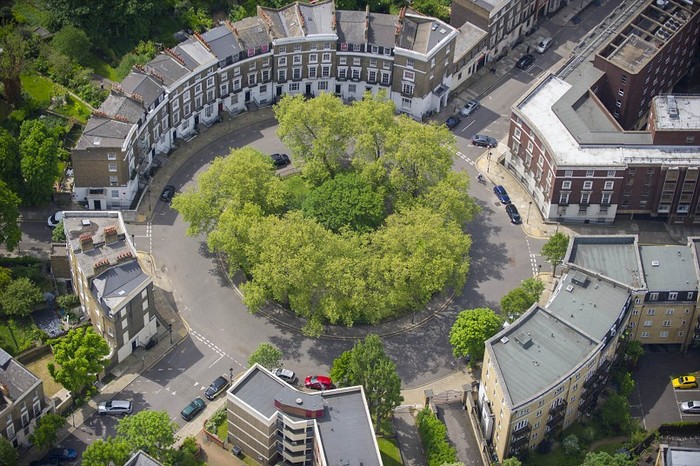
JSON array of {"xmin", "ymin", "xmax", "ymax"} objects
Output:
[
  {"xmin": 567, "ymin": 236, "xmax": 643, "ymax": 288},
  {"xmin": 489, "ymin": 307, "xmax": 598, "ymax": 407},
  {"xmin": 547, "ymin": 272, "xmax": 630, "ymax": 340},
  {"xmin": 230, "ymin": 365, "xmax": 381, "ymax": 466},
  {"xmin": 454, "ymin": 22, "xmax": 487, "ymax": 62},
  {"xmin": 654, "ymin": 95, "xmax": 700, "ymax": 131},
  {"xmin": 639, "ymin": 245, "xmax": 697, "ymax": 292}
]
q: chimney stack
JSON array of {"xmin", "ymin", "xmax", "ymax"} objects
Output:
[
  {"xmin": 93, "ymin": 258, "xmax": 111, "ymax": 276},
  {"xmin": 80, "ymin": 234, "xmax": 94, "ymax": 252},
  {"xmin": 104, "ymin": 226, "xmax": 118, "ymax": 244}
]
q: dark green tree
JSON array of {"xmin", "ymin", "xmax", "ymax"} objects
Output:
[
  {"xmin": 501, "ymin": 458, "xmax": 522, "ymax": 466},
  {"xmin": 116, "ymin": 411, "xmax": 177, "ymax": 462},
  {"xmin": 247, "ymin": 343, "xmax": 282, "ymax": 370},
  {"xmin": 581, "ymin": 451, "xmax": 635, "ymax": 466},
  {"xmin": 0, "ymin": 28, "xmax": 27, "ymax": 105},
  {"xmin": 0, "ymin": 129, "xmax": 21, "ymax": 194},
  {"xmin": 541, "ymin": 232, "xmax": 569, "ymax": 276},
  {"xmin": 51, "ymin": 220, "xmax": 66, "ymax": 243},
  {"xmin": 81, "ymin": 437, "xmax": 132, "ymax": 466},
  {"xmin": 625, "ymin": 340, "xmax": 644, "ymax": 368},
  {"xmin": 48, "ymin": 326, "xmax": 110, "ymax": 395},
  {"xmin": 330, "ymin": 334, "xmax": 403, "ymax": 432},
  {"xmin": 0, "ymin": 180, "xmax": 21, "ymax": 252},
  {"xmin": 416, "ymin": 406, "xmax": 457, "ymax": 466},
  {"xmin": 51, "ymin": 25, "xmax": 92, "ymax": 65},
  {"xmin": 0, "ymin": 277, "xmax": 43, "ymax": 317},
  {"xmin": 449, "ymin": 308, "xmax": 502, "ymax": 362},
  {"xmin": 19, "ymin": 120, "xmax": 65, "ymax": 206},
  {"xmin": 302, "ymin": 173, "xmax": 385, "ymax": 233},
  {"xmin": 500, "ymin": 277, "xmax": 544, "ymax": 320},
  {"xmin": 600, "ymin": 393, "xmax": 632, "ymax": 434},
  {"xmin": 0, "ymin": 436, "xmax": 18, "ymax": 466},
  {"xmin": 29, "ymin": 413, "xmax": 66, "ymax": 449}
]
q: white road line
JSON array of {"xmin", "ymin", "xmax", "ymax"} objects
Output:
[
  {"xmin": 209, "ymin": 355, "xmax": 224, "ymax": 368},
  {"xmin": 460, "ymin": 121, "xmax": 476, "ymax": 133}
]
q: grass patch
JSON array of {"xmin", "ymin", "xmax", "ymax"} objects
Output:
[
  {"xmin": 21, "ymin": 73, "xmax": 55, "ymax": 105},
  {"xmin": 82, "ymin": 53, "xmax": 119, "ymax": 82},
  {"xmin": 0, "ymin": 318, "xmax": 42, "ymax": 355},
  {"xmin": 59, "ymin": 94, "xmax": 92, "ymax": 123},
  {"xmin": 377, "ymin": 437, "xmax": 402, "ymax": 466},
  {"xmin": 524, "ymin": 447, "xmax": 583, "ymax": 466},
  {"xmin": 25, "ymin": 353, "xmax": 63, "ymax": 397},
  {"xmin": 0, "ymin": 323, "xmax": 20, "ymax": 354},
  {"xmin": 216, "ymin": 416, "xmax": 228, "ymax": 440}
]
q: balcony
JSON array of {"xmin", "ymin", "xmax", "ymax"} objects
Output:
[
  {"xmin": 512, "ymin": 422, "xmax": 532, "ymax": 437},
  {"xmin": 510, "ymin": 435, "xmax": 529, "ymax": 450},
  {"xmin": 547, "ymin": 412, "xmax": 565, "ymax": 428},
  {"xmin": 549, "ymin": 401, "xmax": 567, "ymax": 416},
  {"xmin": 578, "ymin": 395, "xmax": 598, "ymax": 413},
  {"xmin": 583, "ymin": 376, "xmax": 598, "ymax": 390}
]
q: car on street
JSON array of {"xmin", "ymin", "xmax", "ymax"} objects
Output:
[
  {"xmin": 493, "ymin": 185, "xmax": 511, "ymax": 204},
  {"xmin": 272, "ymin": 368, "xmax": 298, "ymax": 385},
  {"xmin": 98, "ymin": 400, "xmax": 133, "ymax": 415},
  {"xmin": 516, "ymin": 54, "xmax": 535, "ymax": 69},
  {"xmin": 181, "ymin": 397, "xmax": 206, "ymax": 421},
  {"xmin": 536, "ymin": 37, "xmax": 553, "ymax": 54},
  {"xmin": 445, "ymin": 115, "xmax": 461, "ymax": 129},
  {"xmin": 270, "ymin": 153, "xmax": 291, "ymax": 168},
  {"xmin": 672, "ymin": 375, "xmax": 698, "ymax": 389},
  {"xmin": 471, "ymin": 134, "xmax": 498, "ymax": 148},
  {"xmin": 505, "ymin": 204, "xmax": 522, "ymax": 224},
  {"xmin": 680, "ymin": 400, "xmax": 700, "ymax": 414},
  {"xmin": 47, "ymin": 211, "xmax": 64, "ymax": 228},
  {"xmin": 304, "ymin": 375, "xmax": 334, "ymax": 390},
  {"xmin": 47, "ymin": 448, "xmax": 78, "ymax": 461},
  {"xmin": 459, "ymin": 99, "xmax": 481, "ymax": 117},
  {"xmin": 204, "ymin": 375, "xmax": 231, "ymax": 400},
  {"xmin": 160, "ymin": 185, "xmax": 176, "ymax": 202}
]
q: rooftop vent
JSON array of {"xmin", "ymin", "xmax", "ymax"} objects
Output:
[
  {"xmin": 295, "ymin": 398, "xmax": 303, "ymax": 405},
  {"xmin": 651, "ymin": 260, "xmax": 660, "ymax": 267},
  {"xmin": 571, "ymin": 271, "xmax": 589, "ymax": 287},
  {"xmin": 439, "ymin": 28, "xmax": 446, "ymax": 34},
  {"xmin": 93, "ymin": 138, "xmax": 101, "ymax": 146},
  {"xmin": 566, "ymin": 285, "xmax": 574, "ymax": 292},
  {"xmin": 81, "ymin": 219, "xmax": 91, "ymax": 227},
  {"xmin": 515, "ymin": 334, "xmax": 533, "ymax": 349},
  {"xmin": 500, "ymin": 336, "xmax": 509, "ymax": 344},
  {"xmin": 667, "ymin": 95, "xmax": 679, "ymax": 119},
  {"xmin": 431, "ymin": 22, "xmax": 438, "ymax": 31}
]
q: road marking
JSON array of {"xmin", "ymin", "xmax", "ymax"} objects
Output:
[
  {"xmin": 455, "ymin": 151, "xmax": 475, "ymax": 167},
  {"xmin": 190, "ymin": 330, "xmax": 246, "ymax": 369},
  {"xmin": 525, "ymin": 237, "xmax": 539, "ymax": 276},
  {"xmin": 460, "ymin": 121, "xmax": 475, "ymax": 133},
  {"xmin": 208, "ymin": 354, "xmax": 224, "ymax": 368}
]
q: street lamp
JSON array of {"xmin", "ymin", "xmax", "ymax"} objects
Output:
[
  {"xmin": 229, "ymin": 367, "xmax": 233, "ymax": 382},
  {"xmin": 487, "ymin": 151, "xmax": 492, "ymax": 173},
  {"xmin": 527, "ymin": 201, "xmax": 532, "ymax": 224},
  {"xmin": 168, "ymin": 323, "xmax": 173, "ymax": 344}
]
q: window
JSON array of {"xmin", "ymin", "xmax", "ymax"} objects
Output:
[
  {"xmin": 294, "ymin": 43, "xmax": 302, "ymax": 52},
  {"xmin": 580, "ymin": 192, "xmax": 590, "ymax": 204},
  {"xmin": 348, "ymin": 84, "xmax": 356, "ymax": 93},
  {"xmin": 109, "ymin": 176, "xmax": 118, "ymax": 185},
  {"xmin": 206, "ymin": 89, "xmax": 214, "ymax": 102},
  {"xmin": 261, "ymin": 69, "xmax": 270, "ymax": 82},
  {"xmin": 107, "ymin": 152, "xmax": 116, "ymax": 160},
  {"xmin": 322, "ymin": 53, "xmax": 331, "ymax": 63},
  {"xmin": 278, "ymin": 46, "xmax": 286, "ymax": 53},
  {"xmin": 371, "ymin": 45, "xmax": 379, "ymax": 54},
  {"xmin": 278, "ymin": 69, "xmax": 287, "ymax": 82},
  {"xmin": 184, "ymin": 102, "xmax": 191, "ymax": 116},
  {"xmin": 687, "ymin": 292, "xmax": 694, "ymax": 300},
  {"xmin": 293, "ymin": 54, "xmax": 302, "ymax": 64},
  {"xmin": 309, "ymin": 66, "xmax": 317, "ymax": 78},
  {"xmin": 351, "ymin": 68, "xmax": 361, "ymax": 80},
  {"xmin": 289, "ymin": 82, "xmax": 299, "ymax": 91},
  {"xmin": 668, "ymin": 292, "xmax": 678, "ymax": 300},
  {"xmin": 559, "ymin": 192, "xmax": 570, "ymax": 204},
  {"xmin": 248, "ymin": 73, "xmax": 256, "ymax": 86},
  {"xmin": 381, "ymin": 72, "xmax": 391, "ymax": 85},
  {"xmin": 647, "ymin": 308, "xmax": 656, "ymax": 315},
  {"xmin": 536, "ymin": 409, "xmax": 542, "ymax": 417},
  {"xmin": 586, "ymin": 170, "xmax": 594, "ymax": 177},
  {"xmin": 368, "ymin": 69, "xmax": 377, "ymax": 82},
  {"xmin": 293, "ymin": 68, "xmax": 301, "ymax": 80},
  {"xmin": 662, "ymin": 320, "xmax": 671, "ymax": 327},
  {"xmin": 678, "ymin": 330, "xmax": 684, "ymax": 337},
  {"xmin": 401, "ymin": 97, "xmax": 411, "ymax": 109},
  {"xmin": 641, "ymin": 332, "xmax": 649, "ymax": 338},
  {"xmin": 402, "ymin": 83, "xmax": 413, "ymax": 95},
  {"xmin": 643, "ymin": 320, "xmax": 652, "ymax": 327},
  {"xmin": 206, "ymin": 76, "xmax": 215, "ymax": 88},
  {"xmin": 220, "ymin": 83, "xmax": 228, "ymax": 96},
  {"xmin": 514, "ymin": 128, "xmax": 521, "ymax": 140},
  {"xmin": 406, "ymin": 58, "xmax": 414, "ymax": 68},
  {"xmin": 660, "ymin": 331, "xmax": 668, "ymax": 338},
  {"xmin": 111, "ymin": 190, "xmax": 119, "ymax": 198},
  {"xmin": 618, "ymin": 88, "xmax": 624, "ymax": 96},
  {"xmin": 604, "ymin": 181, "xmax": 614, "ymax": 190},
  {"xmin": 205, "ymin": 104, "xmax": 213, "ymax": 118},
  {"xmin": 321, "ymin": 66, "xmax": 330, "ymax": 78},
  {"xmin": 108, "ymin": 163, "xmax": 117, "ymax": 172},
  {"xmin": 278, "ymin": 57, "xmax": 287, "ymax": 66},
  {"xmin": 309, "ymin": 53, "xmax": 318, "ymax": 63},
  {"xmin": 33, "ymin": 399, "xmax": 41, "ymax": 417},
  {"xmin": 565, "ymin": 170, "xmax": 573, "ymax": 177},
  {"xmin": 318, "ymin": 81, "xmax": 328, "ymax": 91},
  {"xmin": 583, "ymin": 181, "xmax": 593, "ymax": 190},
  {"xmin": 338, "ymin": 68, "xmax": 347, "ymax": 79},
  {"xmin": 649, "ymin": 293, "xmax": 659, "ymax": 301},
  {"xmin": 403, "ymin": 70, "xmax": 415, "ymax": 81}
]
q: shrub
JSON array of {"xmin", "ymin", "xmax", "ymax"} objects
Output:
[
  {"xmin": 204, "ymin": 406, "xmax": 227, "ymax": 433},
  {"xmin": 416, "ymin": 407, "xmax": 457, "ymax": 466},
  {"xmin": 563, "ymin": 434, "xmax": 580, "ymax": 455}
]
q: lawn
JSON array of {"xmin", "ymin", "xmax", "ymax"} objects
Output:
[
  {"xmin": 83, "ymin": 53, "xmax": 119, "ymax": 82},
  {"xmin": 25, "ymin": 353, "xmax": 63, "ymax": 397},
  {"xmin": 0, "ymin": 318, "xmax": 41, "ymax": 356},
  {"xmin": 377, "ymin": 437, "xmax": 403, "ymax": 466},
  {"xmin": 59, "ymin": 94, "xmax": 92, "ymax": 123},
  {"xmin": 21, "ymin": 73, "xmax": 55, "ymax": 106},
  {"xmin": 216, "ymin": 416, "xmax": 228, "ymax": 440}
]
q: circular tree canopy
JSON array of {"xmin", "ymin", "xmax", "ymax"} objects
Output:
[{"xmin": 174, "ymin": 92, "xmax": 479, "ymax": 336}]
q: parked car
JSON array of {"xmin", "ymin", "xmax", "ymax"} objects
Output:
[
  {"xmin": 445, "ymin": 115, "xmax": 461, "ymax": 129},
  {"xmin": 493, "ymin": 185, "xmax": 511, "ymax": 204},
  {"xmin": 272, "ymin": 368, "xmax": 298, "ymax": 385},
  {"xmin": 536, "ymin": 37, "xmax": 553, "ymax": 54},
  {"xmin": 98, "ymin": 400, "xmax": 132, "ymax": 415},
  {"xmin": 680, "ymin": 400, "xmax": 700, "ymax": 414},
  {"xmin": 516, "ymin": 54, "xmax": 535, "ymax": 69},
  {"xmin": 505, "ymin": 204, "xmax": 522, "ymax": 224},
  {"xmin": 181, "ymin": 397, "xmax": 206, "ymax": 421},
  {"xmin": 270, "ymin": 153, "xmax": 291, "ymax": 167},
  {"xmin": 30, "ymin": 460, "xmax": 59, "ymax": 466},
  {"xmin": 204, "ymin": 376, "xmax": 230, "ymax": 400},
  {"xmin": 144, "ymin": 336, "xmax": 158, "ymax": 350},
  {"xmin": 672, "ymin": 375, "xmax": 698, "ymax": 389},
  {"xmin": 459, "ymin": 99, "xmax": 480, "ymax": 117},
  {"xmin": 160, "ymin": 185, "xmax": 176, "ymax": 202},
  {"xmin": 47, "ymin": 448, "xmax": 78, "ymax": 461},
  {"xmin": 304, "ymin": 375, "xmax": 334, "ymax": 390},
  {"xmin": 47, "ymin": 211, "xmax": 64, "ymax": 228},
  {"xmin": 471, "ymin": 134, "xmax": 498, "ymax": 148}
]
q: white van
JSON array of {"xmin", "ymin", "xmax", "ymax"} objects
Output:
[
  {"xmin": 536, "ymin": 37, "xmax": 553, "ymax": 54},
  {"xmin": 98, "ymin": 400, "xmax": 132, "ymax": 415}
]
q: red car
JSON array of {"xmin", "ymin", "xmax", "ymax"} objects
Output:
[{"xmin": 304, "ymin": 375, "xmax": 334, "ymax": 390}]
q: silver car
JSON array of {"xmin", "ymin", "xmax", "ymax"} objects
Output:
[
  {"xmin": 680, "ymin": 400, "xmax": 700, "ymax": 414},
  {"xmin": 98, "ymin": 400, "xmax": 132, "ymax": 415},
  {"xmin": 459, "ymin": 99, "xmax": 481, "ymax": 117}
]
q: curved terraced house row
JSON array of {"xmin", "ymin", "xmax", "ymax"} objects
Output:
[{"xmin": 70, "ymin": 1, "xmax": 464, "ymax": 212}]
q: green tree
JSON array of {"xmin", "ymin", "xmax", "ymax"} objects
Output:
[
  {"xmin": 180, "ymin": 7, "xmax": 213, "ymax": 32},
  {"xmin": 581, "ymin": 451, "xmax": 635, "ymax": 466},
  {"xmin": 81, "ymin": 437, "xmax": 132, "ymax": 466},
  {"xmin": 29, "ymin": 413, "xmax": 65, "ymax": 449},
  {"xmin": 19, "ymin": 120, "xmax": 65, "ymax": 206},
  {"xmin": 500, "ymin": 277, "xmax": 544, "ymax": 320},
  {"xmin": 330, "ymin": 334, "xmax": 403, "ymax": 432},
  {"xmin": 0, "ymin": 181, "xmax": 21, "ymax": 252},
  {"xmin": 116, "ymin": 410, "xmax": 177, "ymax": 462},
  {"xmin": 247, "ymin": 343, "xmax": 282, "ymax": 369},
  {"xmin": 501, "ymin": 458, "xmax": 522, "ymax": 466},
  {"xmin": 0, "ymin": 267, "xmax": 11, "ymax": 291},
  {"xmin": 275, "ymin": 93, "xmax": 350, "ymax": 185},
  {"xmin": 411, "ymin": 0, "xmax": 450, "ymax": 22},
  {"xmin": 0, "ymin": 436, "xmax": 18, "ymax": 466},
  {"xmin": 0, "ymin": 277, "xmax": 43, "ymax": 317},
  {"xmin": 418, "ymin": 171, "xmax": 480, "ymax": 226},
  {"xmin": 449, "ymin": 308, "xmax": 502, "ymax": 362},
  {"xmin": 52, "ymin": 220, "xmax": 66, "ymax": 242},
  {"xmin": 172, "ymin": 146, "xmax": 286, "ymax": 236},
  {"xmin": 349, "ymin": 90, "xmax": 396, "ymax": 162},
  {"xmin": 600, "ymin": 393, "xmax": 632, "ymax": 434},
  {"xmin": 615, "ymin": 371, "xmax": 636, "ymax": 399},
  {"xmin": 302, "ymin": 173, "xmax": 385, "ymax": 232},
  {"xmin": 416, "ymin": 406, "xmax": 457, "ymax": 466},
  {"xmin": 0, "ymin": 28, "xmax": 27, "ymax": 105},
  {"xmin": 0, "ymin": 128, "xmax": 21, "ymax": 194},
  {"xmin": 625, "ymin": 340, "xmax": 643, "ymax": 367},
  {"xmin": 57, "ymin": 293, "xmax": 80, "ymax": 310},
  {"xmin": 562, "ymin": 433, "xmax": 580, "ymax": 455},
  {"xmin": 51, "ymin": 25, "xmax": 92, "ymax": 65},
  {"xmin": 541, "ymin": 232, "xmax": 569, "ymax": 276},
  {"xmin": 48, "ymin": 326, "xmax": 110, "ymax": 395}
]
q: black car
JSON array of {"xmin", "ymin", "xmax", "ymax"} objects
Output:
[
  {"xmin": 505, "ymin": 204, "xmax": 522, "ymax": 224},
  {"xmin": 471, "ymin": 134, "xmax": 498, "ymax": 148},
  {"xmin": 204, "ymin": 376, "xmax": 230, "ymax": 400},
  {"xmin": 160, "ymin": 185, "xmax": 176, "ymax": 202},
  {"xmin": 270, "ymin": 153, "xmax": 291, "ymax": 168},
  {"xmin": 445, "ymin": 115, "xmax": 462, "ymax": 129},
  {"xmin": 516, "ymin": 54, "xmax": 535, "ymax": 70},
  {"xmin": 181, "ymin": 397, "xmax": 206, "ymax": 421},
  {"xmin": 493, "ymin": 185, "xmax": 511, "ymax": 204},
  {"xmin": 47, "ymin": 448, "xmax": 78, "ymax": 462}
]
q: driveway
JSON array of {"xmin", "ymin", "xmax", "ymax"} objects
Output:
[{"xmin": 631, "ymin": 348, "xmax": 700, "ymax": 431}]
